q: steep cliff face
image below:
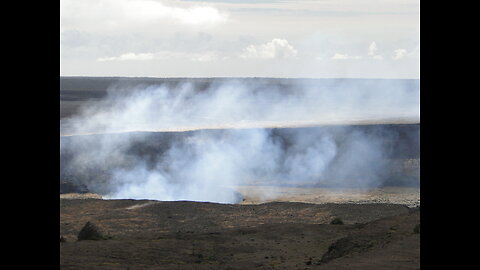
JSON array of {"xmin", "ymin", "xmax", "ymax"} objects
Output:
[
  {"xmin": 59, "ymin": 78, "xmax": 419, "ymax": 195},
  {"xmin": 60, "ymin": 180, "xmax": 88, "ymax": 194},
  {"xmin": 60, "ymin": 123, "xmax": 419, "ymax": 195},
  {"xmin": 390, "ymin": 158, "xmax": 420, "ymax": 177}
]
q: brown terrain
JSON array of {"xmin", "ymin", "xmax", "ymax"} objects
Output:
[{"xmin": 60, "ymin": 188, "xmax": 420, "ymax": 270}]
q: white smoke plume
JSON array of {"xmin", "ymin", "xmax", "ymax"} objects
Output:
[
  {"xmin": 61, "ymin": 79, "xmax": 418, "ymax": 135},
  {"xmin": 60, "ymin": 79, "xmax": 419, "ymax": 203}
]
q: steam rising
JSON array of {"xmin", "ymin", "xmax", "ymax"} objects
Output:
[{"xmin": 60, "ymin": 79, "xmax": 419, "ymax": 203}]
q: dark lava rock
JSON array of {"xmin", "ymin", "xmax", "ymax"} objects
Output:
[
  {"xmin": 60, "ymin": 180, "xmax": 89, "ymax": 194},
  {"xmin": 320, "ymin": 236, "xmax": 373, "ymax": 264},
  {"xmin": 330, "ymin": 217, "xmax": 344, "ymax": 225},
  {"xmin": 413, "ymin": 224, "xmax": 420, "ymax": 234},
  {"xmin": 77, "ymin": 221, "xmax": 104, "ymax": 241}
]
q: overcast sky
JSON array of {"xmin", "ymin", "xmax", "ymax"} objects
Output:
[{"xmin": 60, "ymin": 0, "xmax": 419, "ymax": 78}]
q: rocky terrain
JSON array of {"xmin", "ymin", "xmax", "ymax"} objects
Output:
[{"xmin": 60, "ymin": 198, "xmax": 419, "ymax": 270}]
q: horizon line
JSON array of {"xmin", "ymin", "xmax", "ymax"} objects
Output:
[{"xmin": 60, "ymin": 75, "xmax": 419, "ymax": 80}]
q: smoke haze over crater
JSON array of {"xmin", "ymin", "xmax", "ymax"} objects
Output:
[
  {"xmin": 60, "ymin": 78, "xmax": 419, "ymax": 203},
  {"xmin": 61, "ymin": 78, "xmax": 419, "ymax": 135}
]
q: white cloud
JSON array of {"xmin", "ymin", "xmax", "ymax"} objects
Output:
[
  {"xmin": 368, "ymin": 42, "xmax": 378, "ymax": 56},
  {"xmin": 61, "ymin": 0, "xmax": 229, "ymax": 34},
  {"xmin": 189, "ymin": 52, "xmax": 221, "ymax": 62},
  {"xmin": 240, "ymin": 38, "xmax": 298, "ymax": 59},
  {"xmin": 124, "ymin": 0, "xmax": 229, "ymax": 25},
  {"xmin": 331, "ymin": 53, "xmax": 361, "ymax": 60},
  {"xmin": 98, "ymin": 52, "xmax": 155, "ymax": 62},
  {"xmin": 97, "ymin": 51, "xmax": 221, "ymax": 62},
  {"xmin": 392, "ymin": 49, "xmax": 407, "ymax": 60},
  {"xmin": 367, "ymin": 41, "xmax": 383, "ymax": 60},
  {"xmin": 61, "ymin": 0, "xmax": 419, "ymax": 78}
]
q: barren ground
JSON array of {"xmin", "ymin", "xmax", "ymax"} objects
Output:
[{"xmin": 60, "ymin": 187, "xmax": 420, "ymax": 270}]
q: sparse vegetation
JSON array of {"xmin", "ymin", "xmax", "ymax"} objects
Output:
[
  {"xmin": 77, "ymin": 221, "xmax": 104, "ymax": 241},
  {"xmin": 61, "ymin": 199, "xmax": 419, "ymax": 269},
  {"xmin": 330, "ymin": 217, "xmax": 344, "ymax": 225}
]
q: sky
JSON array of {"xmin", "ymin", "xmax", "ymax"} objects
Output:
[{"xmin": 60, "ymin": 0, "xmax": 419, "ymax": 78}]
